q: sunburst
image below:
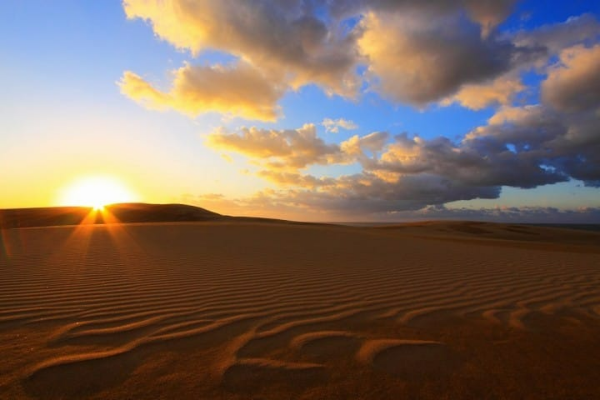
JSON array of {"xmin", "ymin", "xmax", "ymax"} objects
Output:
[{"xmin": 59, "ymin": 176, "xmax": 137, "ymax": 210}]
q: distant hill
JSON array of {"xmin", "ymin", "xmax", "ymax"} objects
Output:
[
  {"xmin": 371, "ymin": 220, "xmax": 600, "ymax": 249},
  {"xmin": 0, "ymin": 203, "xmax": 225, "ymax": 229}
]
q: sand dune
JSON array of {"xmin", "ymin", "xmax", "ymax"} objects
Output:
[
  {"xmin": 0, "ymin": 203, "xmax": 225, "ymax": 229},
  {"xmin": 1, "ymin": 219, "xmax": 600, "ymax": 399},
  {"xmin": 375, "ymin": 220, "xmax": 600, "ymax": 249},
  {"xmin": 0, "ymin": 203, "xmax": 306, "ymax": 230}
]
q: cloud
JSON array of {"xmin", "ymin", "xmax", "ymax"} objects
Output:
[
  {"xmin": 373, "ymin": 132, "xmax": 566, "ymax": 189},
  {"xmin": 466, "ymin": 105, "xmax": 564, "ymax": 150},
  {"xmin": 466, "ymin": 104, "xmax": 600, "ymax": 186},
  {"xmin": 542, "ymin": 44, "xmax": 600, "ymax": 112},
  {"xmin": 256, "ymin": 170, "xmax": 337, "ymax": 189},
  {"xmin": 119, "ymin": 62, "xmax": 284, "ymax": 121},
  {"xmin": 122, "ymin": 1, "xmax": 600, "ymax": 118},
  {"xmin": 121, "ymin": 0, "xmax": 533, "ymax": 117},
  {"xmin": 206, "ymin": 124, "xmax": 391, "ymax": 174},
  {"xmin": 442, "ymin": 75, "xmax": 525, "ymax": 110},
  {"xmin": 393, "ymin": 204, "xmax": 600, "ymax": 224},
  {"xmin": 118, "ymin": 71, "xmax": 171, "ymax": 109},
  {"xmin": 514, "ymin": 14, "xmax": 600, "ymax": 54},
  {"xmin": 205, "ymin": 124, "xmax": 346, "ymax": 170},
  {"xmin": 322, "ymin": 118, "xmax": 358, "ymax": 133},
  {"xmin": 341, "ymin": 131, "xmax": 389, "ymax": 158},
  {"xmin": 436, "ymin": 13, "xmax": 600, "ymax": 110},
  {"xmin": 204, "ymin": 127, "xmax": 505, "ymax": 214},
  {"xmin": 182, "ymin": 189, "xmax": 335, "ymax": 221},
  {"xmin": 205, "ymin": 94, "xmax": 600, "ymax": 214},
  {"xmin": 185, "ymin": 190, "xmax": 600, "ymax": 223},
  {"xmin": 357, "ymin": 11, "xmax": 520, "ymax": 106},
  {"xmin": 463, "ymin": 0, "xmax": 518, "ymax": 38},
  {"xmin": 123, "ymin": 0, "xmax": 359, "ymax": 97},
  {"xmin": 322, "ymin": 173, "xmax": 500, "ymax": 213},
  {"xmin": 331, "ymin": 0, "xmax": 517, "ymax": 35}
]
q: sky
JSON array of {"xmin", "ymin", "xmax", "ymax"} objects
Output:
[{"xmin": 1, "ymin": 0, "xmax": 600, "ymax": 223}]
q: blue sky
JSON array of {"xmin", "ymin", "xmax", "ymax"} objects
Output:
[{"xmin": 1, "ymin": 1, "xmax": 600, "ymax": 222}]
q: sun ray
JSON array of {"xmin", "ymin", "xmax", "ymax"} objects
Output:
[
  {"xmin": 52, "ymin": 177, "xmax": 139, "ymax": 270},
  {"xmin": 0, "ymin": 228, "xmax": 14, "ymax": 259}
]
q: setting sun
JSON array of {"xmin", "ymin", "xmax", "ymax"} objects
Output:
[{"xmin": 59, "ymin": 176, "xmax": 137, "ymax": 210}]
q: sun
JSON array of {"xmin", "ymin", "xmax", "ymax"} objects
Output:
[{"xmin": 59, "ymin": 176, "xmax": 137, "ymax": 210}]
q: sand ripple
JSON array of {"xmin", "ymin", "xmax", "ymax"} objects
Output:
[{"xmin": 1, "ymin": 222, "xmax": 599, "ymax": 399}]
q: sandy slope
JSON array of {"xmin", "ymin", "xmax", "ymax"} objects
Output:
[
  {"xmin": 1, "ymin": 221, "xmax": 600, "ymax": 399},
  {"xmin": 0, "ymin": 203, "xmax": 224, "ymax": 229}
]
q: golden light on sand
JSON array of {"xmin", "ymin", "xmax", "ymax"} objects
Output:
[{"xmin": 59, "ymin": 176, "xmax": 137, "ymax": 210}]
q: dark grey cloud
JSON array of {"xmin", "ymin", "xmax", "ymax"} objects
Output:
[
  {"xmin": 542, "ymin": 44, "xmax": 600, "ymax": 112},
  {"xmin": 367, "ymin": 115, "xmax": 570, "ymax": 190},
  {"xmin": 240, "ymin": 173, "xmax": 500, "ymax": 215},
  {"xmin": 186, "ymin": 191, "xmax": 600, "ymax": 223},
  {"xmin": 358, "ymin": 10, "xmax": 599, "ymax": 108},
  {"xmin": 402, "ymin": 204, "xmax": 600, "ymax": 224},
  {"xmin": 358, "ymin": 11, "xmax": 526, "ymax": 106},
  {"xmin": 466, "ymin": 104, "xmax": 600, "ymax": 187},
  {"xmin": 331, "ymin": 0, "xmax": 517, "ymax": 33},
  {"xmin": 514, "ymin": 13, "xmax": 600, "ymax": 54}
]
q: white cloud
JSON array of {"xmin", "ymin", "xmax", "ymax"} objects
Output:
[{"xmin": 322, "ymin": 118, "xmax": 358, "ymax": 133}]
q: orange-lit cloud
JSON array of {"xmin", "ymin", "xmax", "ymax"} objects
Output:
[
  {"xmin": 206, "ymin": 124, "xmax": 347, "ymax": 170},
  {"xmin": 119, "ymin": 62, "xmax": 284, "ymax": 121},
  {"xmin": 206, "ymin": 124, "xmax": 390, "ymax": 174},
  {"xmin": 463, "ymin": 0, "xmax": 517, "ymax": 38},
  {"xmin": 340, "ymin": 132, "xmax": 389, "ymax": 159},
  {"xmin": 443, "ymin": 75, "xmax": 525, "ymax": 110},
  {"xmin": 256, "ymin": 170, "xmax": 337, "ymax": 189},
  {"xmin": 484, "ymin": 105, "xmax": 548, "ymax": 126}
]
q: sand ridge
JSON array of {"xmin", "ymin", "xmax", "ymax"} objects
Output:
[{"xmin": 1, "ymin": 221, "xmax": 600, "ymax": 399}]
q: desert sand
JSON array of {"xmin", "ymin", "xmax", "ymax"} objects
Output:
[{"xmin": 1, "ymin": 207, "xmax": 600, "ymax": 399}]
